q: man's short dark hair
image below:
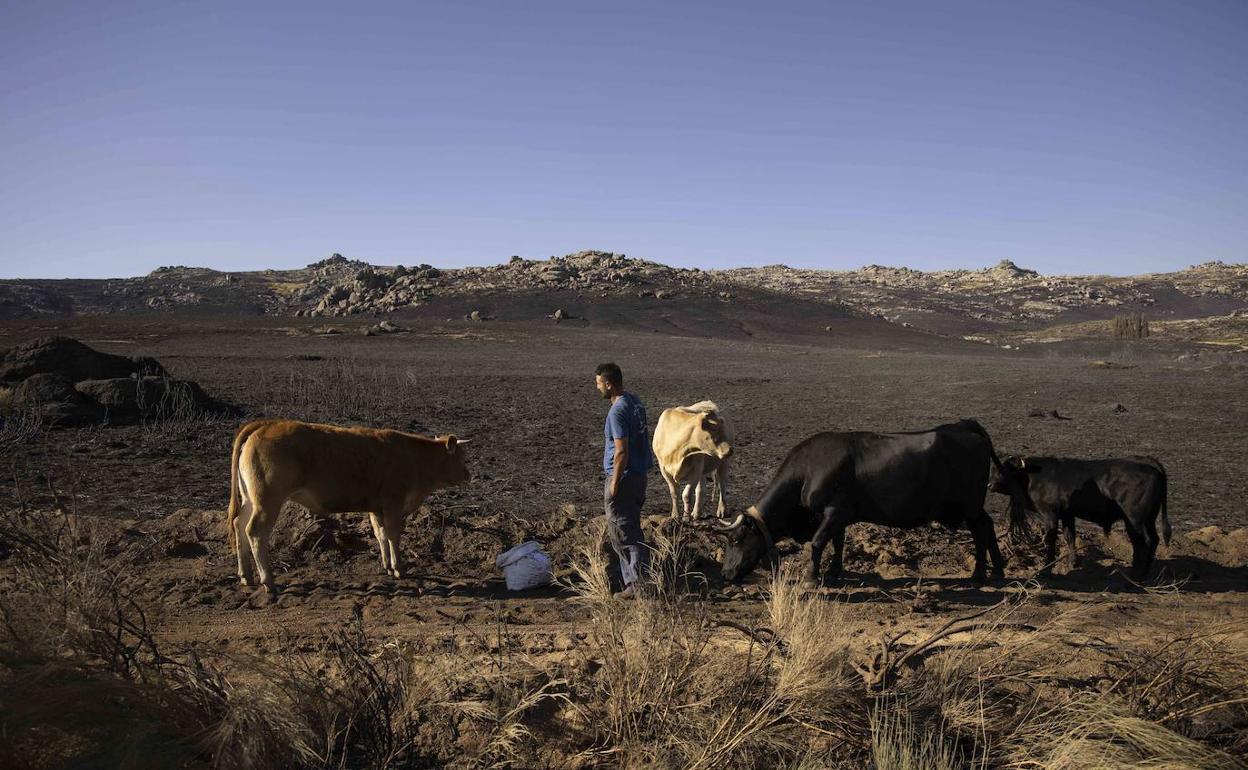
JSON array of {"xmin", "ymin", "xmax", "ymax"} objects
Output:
[{"xmin": 595, "ymin": 362, "xmax": 623, "ymax": 387}]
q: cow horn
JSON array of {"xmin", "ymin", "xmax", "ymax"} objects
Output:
[
  {"xmin": 713, "ymin": 513, "xmax": 745, "ymax": 531},
  {"xmin": 1019, "ymin": 457, "xmax": 1026, "ymax": 469}
]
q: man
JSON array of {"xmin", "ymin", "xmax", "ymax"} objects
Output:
[{"xmin": 595, "ymin": 362, "xmax": 653, "ymax": 598}]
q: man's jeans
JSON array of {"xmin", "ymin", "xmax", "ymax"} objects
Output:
[{"xmin": 604, "ymin": 472, "xmax": 648, "ymax": 587}]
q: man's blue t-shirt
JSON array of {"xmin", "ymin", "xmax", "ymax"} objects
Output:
[{"xmin": 604, "ymin": 392, "xmax": 652, "ymax": 477}]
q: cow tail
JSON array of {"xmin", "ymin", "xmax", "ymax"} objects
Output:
[
  {"xmin": 227, "ymin": 420, "xmax": 266, "ymax": 553},
  {"xmin": 1159, "ymin": 463, "xmax": 1172, "ymax": 547}
]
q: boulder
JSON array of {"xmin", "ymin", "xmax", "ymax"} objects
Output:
[
  {"xmin": 0, "ymin": 337, "xmax": 166, "ymax": 383},
  {"xmin": 9, "ymin": 372, "xmax": 104, "ymax": 425},
  {"xmin": 76, "ymin": 376, "xmax": 223, "ymax": 423},
  {"xmin": 12, "ymin": 372, "xmax": 78, "ymax": 405}
]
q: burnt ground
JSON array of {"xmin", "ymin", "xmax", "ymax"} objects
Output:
[{"xmin": 1, "ymin": 314, "xmax": 1246, "ymax": 734}]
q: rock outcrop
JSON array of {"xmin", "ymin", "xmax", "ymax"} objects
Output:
[
  {"xmin": 0, "ymin": 337, "xmax": 231, "ymax": 426},
  {"xmin": 1, "ymin": 252, "xmax": 1245, "ymax": 338}
]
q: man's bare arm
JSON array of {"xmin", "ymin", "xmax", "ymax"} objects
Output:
[{"xmin": 611, "ymin": 437, "xmax": 629, "ymax": 497}]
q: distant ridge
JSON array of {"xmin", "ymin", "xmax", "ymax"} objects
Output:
[{"xmin": 2, "ymin": 250, "xmax": 1245, "ymax": 340}]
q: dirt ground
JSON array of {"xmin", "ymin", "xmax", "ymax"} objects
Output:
[{"xmin": 2, "ymin": 315, "xmax": 1246, "ymax": 766}]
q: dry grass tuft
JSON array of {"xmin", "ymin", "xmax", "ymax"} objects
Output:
[
  {"xmin": 1003, "ymin": 694, "xmax": 1241, "ymax": 770},
  {"xmin": 0, "ymin": 507, "xmax": 561, "ymax": 769},
  {"xmin": 870, "ymin": 702, "xmax": 963, "ymax": 770},
  {"xmin": 564, "ymin": 541, "xmax": 867, "ymax": 769},
  {"xmin": 4, "ymin": 503, "xmax": 1245, "ymax": 768},
  {"xmin": 0, "ymin": 392, "xmax": 47, "ymax": 449}
]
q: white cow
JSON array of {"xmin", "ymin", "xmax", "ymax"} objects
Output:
[{"xmin": 652, "ymin": 401, "xmax": 733, "ymax": 520}]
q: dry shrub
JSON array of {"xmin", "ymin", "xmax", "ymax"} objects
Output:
[
  {"xmin": 565, "ymin": 534, "xmax": 865, "ymax": 769},
  {"xmin": 1003, "ymin": 694, "xmax": 1238, "ymax": 770},
  {"xmin": 4, "ymin": 505, "xmax": 1245, "ymax": 769},
  {"xmin": 0, "ymin": 507, "xmax": 559, "ymax": 769},
  {"xmin": 0, "ymin": 507, "xmax": 166, "ymax": 678},
  {"xmin": 262, "ymin": 358, "xmax": 415, "ymax": 425},
  {"xmin": 0, "ymin": 507, "xmax": 214, "ymax": 768},
  {"xmin": 879, "ymin": 586, "xmax": 1246, "ymax": 770},
  {"xmin": 1101, "ymin": 624, "xmax": 1248, "ymax": 756},
  {"xmin": 566, "ymin": 526, "xmax": 727, "ymax": 766},
  {"xmin": 188, "ymin": 613, "xmax": 469, "ymax": 769},
  {"xmin": 135, "ymin": 376, "xmax": 219, "ymax": 442},
  {"xmin": 0, "ymin": 394, "xmax": 47, "ymax": 449},
  {"xmin": 555, "ymin": 542, "xmax": 1248, "ymax": 769},
  {"xmin": 1113, "ymin": 313, "xmax": 1151, "ymax": 339}
]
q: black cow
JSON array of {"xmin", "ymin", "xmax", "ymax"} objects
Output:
[
  {"xmin": 989, "ymin": 455, "xmax": 1171, "ymax": 580},
  {"xmin": 715, "ymin": 419, "xmax": 1008, "ymax": 586}
]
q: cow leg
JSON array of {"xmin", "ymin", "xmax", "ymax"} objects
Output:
[
  {"xmin": 1126, "ymin": 521, "xmax": 1158, "ymax": 582},
  {"xmin": 382, "ymin": 508, "xmax": 407, "ymax": 579},
  {"xmin": 686, "ymin": 455, "xmax": 706, "ymax": 519},
  {"xmin": 1063, "ymin": 516, "xmax": 1078, "ymax": 572},
  {"xmin": 1038, "ymin": 511, "xmax": 1061, "ymax": 576},
  {"xmin": 1041, "ymin": 527, "xmax": 1060, "ymax": 576},
  {"xmin": 966, "ymin": 515, "xmax": 994, "ymax": 584},
  {"xmin": 976, "ymin": 512, "xmax": 1006, "ymax": 579},
  {"xmin": 369, "ymin": 512, "xmax": 391, "ymax": 575},
  {"xmin": 808, "ymin": 506, "xmax": 848, "ymax": 587},
  {"xmin": 680, "ymin": 482, "xmax": 694, "ymax": 520},
  {"xmin": 713, "ymin": 461, "xmax": 728, "ymax": 518},
  {"xmin": 660, "ymin": 466, "xmax": 680, "ymax": 519},
  {"xmin": 234, "ymin": 497, "xmax": 258, "ymax": 587},
  {"xmin": 827, "ymin": 527, "xmax": 847, "ymax": 585},
  {"xmin": 246, "ymin": 494, "xmax": 283, "ymax": 592},
  {"xmin": 1141, "ymin": 515, "xmax": 1161, "ymax": 578}
]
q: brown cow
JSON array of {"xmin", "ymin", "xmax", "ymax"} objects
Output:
[
  {"xmin": 227, "ymin": 419, "xmax": 471, "ymax": 590},
  {"xmin": 652, "ymin": 401, "xmax": 733, "ymax": 520}
]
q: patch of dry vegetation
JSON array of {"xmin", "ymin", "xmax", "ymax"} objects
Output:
[
  {"xmin": 2, "ymin": 507, "xmax": 1245, "ymax": 769},
  {"xmin": 0, "ymin": 506, "xmax": 560, "ymax": 769},
  {"xmin": 0, "ymin": 386, "xmax": 46, "ymax": 450},
  {"xmin": 255, "ymin": 357, "xmax": 421, "ymax": 427}
]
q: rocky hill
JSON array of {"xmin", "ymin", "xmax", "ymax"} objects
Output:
[
  {"xmin": 722, "ymin": 259, "xmax": 1248, "ymax": 335},
  {"xmin": 2, "ymin": 251, "xmax": 1246, "ymax": 342}
]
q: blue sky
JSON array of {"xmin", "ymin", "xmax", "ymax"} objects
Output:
[{"xmin": 2, "ymin": 0, "xmax": 1245, "ymax": 278}]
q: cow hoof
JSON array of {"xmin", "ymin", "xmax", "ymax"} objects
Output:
[
  {"xmin": 801, "ymin": 576, "xmax": 819, "ymax": 590},
  {"xmin": 971, "ymin": 573, "xmax": 988, "ymax": 586},
  {"xmin": 239, "ymin": 577, "xmax": 253, "ymax": 587},
  {"xmin": 391, "ymin": 570, "xmax": 403, "ymax": 579}
]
